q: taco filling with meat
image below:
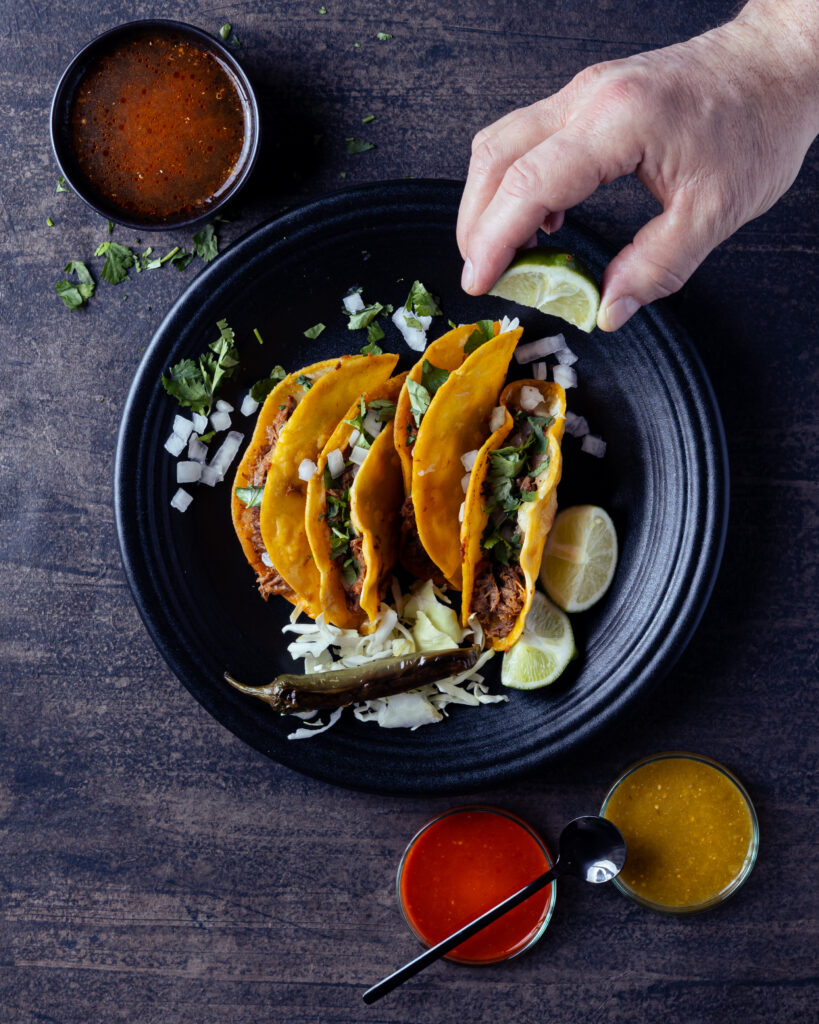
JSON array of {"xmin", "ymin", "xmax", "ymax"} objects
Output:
[
  {"xmin": 305, "ymin": 376, "xmax": 406, "ymax": 630},
  {"xmin": 461, "ymin": 380, "xmax": 566, "ymax": 651}
]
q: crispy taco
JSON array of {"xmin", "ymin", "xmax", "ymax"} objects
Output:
[
  {"xmin": 394, "ymin": 321, "xmax": 521, "ymax": 589},
  {"xmin": 305, "ymin": 374, "xmax": 407, "ymax": 630},
  {"xmin": 231, "ymin": 353, "xmax": 398, "ymax": 616},
  {"xmin": 460, "ymin": 380, "xmax": 566, "ymax": 651}
]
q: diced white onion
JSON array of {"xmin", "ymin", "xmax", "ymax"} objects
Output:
[
  {"xmin": 498, "ymin": 315, "xmax": 519, "ymax": 333},
  {"xmin": 519, "ymin": 385, "xmax": 543, "ymax": 411},
  {"xmin": 240, "ymin": 394, "xmax": 259, "ymax": 417},
  {"xmin": 200, "ymin": 464, "xmax": 222, "ymax": 486},
  {"xmin": 187, "ymin": 435, "xmax": 208, "ymax": 462},
  {"xmin": 177, "ymin": 461, "xmax": 202, "ymax": 484},
  {"xmin": 327, "ymin": 448, "xmax": 344, "ymax": 479},
  {"xmin": 173, "ymin": 415, "xmax": 194, "ymax": 441},
  {"xmin": 210, "ymin": 410, "xmax": 232, "ymax": 432},
  {"xmin": 349, "ymin": 444, "xmax": 369, "ymax": 466},
  {"xmin": 564, "ymin": 411, "xmax": 589, "ymax": 437},
  {"xmin": 392, "ymin": 305, "xmax": 431, "ymax": 352},
  {"xmin": 555, "ymin": 347, "xmax": 578, "ymax": 365},
  {"xmin": 514, "ymin": 334, "xmax": 566, "ymax": 364},
  {"xmin": 533, "ymin": 361, "xmax": 548, "ymax": 381},
  {"xmin": 581, "ymin": 434, "xmax": 607, "ymax": 457},
  {"xmin": 553, "ymin": 364, "xmax": 577, "ymax": 389},
  {"xmin": 164, "ymin": 432, "xmax": 186, "ymax": 457},
  {"xmin": 458, "ymin": 500, "xmax": 466, "ymax": 523},
  {"xmin": 461, "ymin": 472, "xmax": 471, "ymax": 494},
  {"xmin": 460, "ymin": 449, "xmax": 478, "ymax": 472},
  {"xmin": 343, "ymin": 291, "xmax": 365, "ymax": 313},
  {"xmin": 192, "ymin": 412, "xmax": 208, "ymax": 433},
  {"xmin": 209, "ymin": 430, "xmax": 243, "ymax": 476},
  {"xmin": 261, "ymin": 551, "xmax": 274, "ymax": 567},
  {"xmin": 489, "ymin": 406, "xmax": 506, "ymax": 432},
  {"xmin": 170, "ymin": 488, "xmax": 193, "ymax": 512},
  {"xmin": 215, "ymin": 399, "xmax": 234, "ymax": 413},
  {"xmin": 347, "ymin": 428, "xmax": 361, "ymax": 448},
  {"xmin": 298, "ymin": 458, "xmax": 317, "ymax": 481},
  {"xmin": 362, "ymin": 410, "xmax": 383, "ymax": 438}
]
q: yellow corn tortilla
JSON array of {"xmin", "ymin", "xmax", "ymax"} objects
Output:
[
  {"xmin": 305, "ymin": 374, "xmax": 406, "ymax": 630},
  {"xmin": 460, "ymin": 380, "xmax": 566, "ymax": 651},
  {"xmin": 410, "ymin": 326, "xmax": 522, "ymax": 589},
  {"xmin": 259, "ymin": 353, "xmax": 399, "ymax": 617},
  {"xmin": 231, "ymin": 358, "xmax": 340, "ymax": 604}
]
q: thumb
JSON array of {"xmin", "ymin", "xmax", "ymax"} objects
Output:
[{"xmin": 597, "ymin": 200, "xmax": 723, "ymax": 331}]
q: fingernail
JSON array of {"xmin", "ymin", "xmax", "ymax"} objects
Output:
[
  {"xmin": 461, "ymin": 257, "xmax": 474, "ymax": 293},
  {"xmin": 600, "ymin": 295, "xmax": 639, "ymax": 332}
]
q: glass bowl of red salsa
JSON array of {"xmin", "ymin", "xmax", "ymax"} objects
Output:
[
  {"xmin": 396, "ymin": 805, "xmax": 556, "ymax": 965},
  {"xmin": 50, "ymin": 19, "xmax": 259, "ymax": 230}
]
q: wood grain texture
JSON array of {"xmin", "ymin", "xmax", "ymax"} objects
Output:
[{"xmin": 0, "ymin": 1, "xmax": 817, "ymax": 1022}]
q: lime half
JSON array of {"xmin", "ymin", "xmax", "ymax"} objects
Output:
[
  {"xmin": 540, "ymin": 505, "xmax": 618, "ymax": 612},
  {"xmin": 488, "ymin": 248, "xmax": 600, "ymax": 332},
  {"xmin": 501, "ymin": 591, "xmax": 577, "ymax": 690}
]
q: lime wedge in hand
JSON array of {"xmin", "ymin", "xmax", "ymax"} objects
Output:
[
  {"xmin": 501, "ymin": 591, "xmax": 576, "ymax": 689},
  {"xmin": 488, "ymin": 248, "xmax": 600, "ymax": 332},
  {"xmin": 540, "ymin": 505, "xmax": 618, "ymax": 612}
]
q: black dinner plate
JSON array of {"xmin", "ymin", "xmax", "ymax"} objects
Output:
[{"xmin": 115, "ymin": 179, "xmax": 728, "ymax": 795}]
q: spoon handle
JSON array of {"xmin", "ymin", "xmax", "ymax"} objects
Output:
[{"xmin": 362, "ymin": 864, "xmax": 560, "ymax": 1004}]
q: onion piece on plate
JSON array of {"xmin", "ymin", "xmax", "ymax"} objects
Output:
[{"xmin": 170, "ymin": 488, "xmax": 193, "ymax": 512}]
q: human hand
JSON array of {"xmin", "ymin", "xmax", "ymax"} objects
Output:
[{"xmin": 457, "ymin": 0, "xmax": 819, "ymax": 331}]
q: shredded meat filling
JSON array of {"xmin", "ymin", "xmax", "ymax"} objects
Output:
[
  {"xmin": 343, "ymin": 537, "xmax": 368, "ymax": 611},
  {"xmin": 235, "ymin": 395, "xmax": 298, "ymax": 600},
  {"xmin": 471, "ymin": 561, "xmax": 526, "ymax": 639},
  {"xmin": 399, "ymin": 494, "xmax": 447, "ymax": 586}
]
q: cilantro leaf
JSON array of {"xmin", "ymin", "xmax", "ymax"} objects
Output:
[
  {"xmin": 161, "ymin": 358, "xmax": 211, "ymax": 411},
  {"xmin": 360, "ymin": 338, "xmax": 383, "ymax": 356},
  {"xmin": 95, "ymin": 241, "xmax": 135, "ymax": 284},
  {"xmin": 56, "ymin": 176, "xmax": 70, "ymax": 193},
  {"xmin": 405, "ymin": 280, "xmax": 441, "ymax": 317},
  {"xmin": 347, "ymin": 302, "xmax": 383, "ymax": 330},
  {"xmin": 464, "ymin": 318, "xmax": 496, "ymax": 355},
  {"xmin": 250, "ymin": 365, "xmax": 287, "ymax": 403},
  {"xmin": 421, "ymin": 359, "xmax": 449, "ymax": 396},
  {"xmin": 193, "ymin": 223, "xmax": 219, "ymax": 262},
  {"xmin": 304, "ymin": 322, "xmax": 326, "ymax": 339},
  {"xmin": 406, "ymin": 378, "xmax": 430, "ymax": 429},
  {"xmin": 161, "ymin": 318, "xmax": 240, "ymax": 416},
  {"xmin": 366, "ymin": 321, "xmax": 385, "ymax": 344},
  {"xmin": 377, "ymin": 32, "xmax": 392, "ymax": 41},
  {"xmin": 219, "ymin": 22, "xmax": 231, "ymax": 39},
  {"xmin": 367, "ymin": 399, "xmax": 397, "ymax": 422},
  {"xmin": 297, "ymin": 374, "xmax": 314, "ymax": 391},
  {"xmin": 235, "ymin": 485, "xmax": 264, "ymax": 508},
  {"xmin": 56, "ymin": 261, "xmax": 95, "ymax": 310},
  {"xmin": 170, "ymin": 248, "xmax": 195, "ymax": 271},
  {"xmin": 346, "ymin": 137, "xmax": 376, "ymax": 154}
]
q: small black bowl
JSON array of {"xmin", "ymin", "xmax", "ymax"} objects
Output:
[{"xmin": 50, "ymin": 19, "xmax": 260, "ymax": 231}]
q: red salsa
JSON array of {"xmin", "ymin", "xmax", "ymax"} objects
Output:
[
  {"xmin": 69, "ymin": 29, "xmax": 246, "ymax": 222},
  {"xmin": 398, "ymin": 807, "xmax": 554, "ymax": 964}
]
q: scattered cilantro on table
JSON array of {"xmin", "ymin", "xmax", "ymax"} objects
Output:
[
  {"xmin": 377, "ymin": 32, "xmax": 392, "ymax": 41},
  {"xmin": 219, "ymin": 22, "xmax": 231, "ymax": 40},
  {"xmin": 346, "ymin": 138, "xmax": 375, "ymax": 154},
  {"xmin": 56, "ymin": 176, "xmax": 69, "ymax": 193},
  {"xmin": 95, "ymin": 241, "xmax": 135, "ymax": 284},
  {"xmin": 193, "ymin": 223, "xmax": 219, "ymax": 262},
  {"xmin": 55, "ymin": 261, "xmax": 95, "ymax": 311}
]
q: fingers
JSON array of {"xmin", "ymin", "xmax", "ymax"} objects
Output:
[
  {"xmin": 462, "ymin": 130, "xmax": 632, "ymax": 295},
  {"xmin": 457, "ymin": 97, "xmax": 566, "ymax": 259},
  {"xmin": 597, "ymin": 197, "xmax": 723, "ymax": 330}
]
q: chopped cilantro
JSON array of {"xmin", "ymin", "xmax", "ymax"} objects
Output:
[
  {"xmin": 161, "ymin": 318, "xmax": 240, "ymax": 416},
  {"xmin": 405, "ymin": 279, "xmax": 441, "ymax": 317},
  {"xmin": 56, "ymin": 260, "xmax": 95, "ymax": 311},
  {"xmin": 170, "ymin": 248, "xmax": 195, "ymax": 270},
  {"xmin": 253, "ymin": 328, "xmax": 264, "ymax": 345},
  {"xmin": 344, "ymin": 397, "xmax": 372, "ymax": 449},
  {"xmin": 362, "ymin": 114, "xmax": 375, "ymax": 124},
  {"xmin": 339, "ymin": 170, "xmax": 348, "ymax": 179},
  {"xmin": 464, "ymin": 318, "xmax": 496, "ymax": 354},
  {"xmin": 347, "ymin": 302, "xmax": 383, "ymax": 330},
  {"xmin": 197, "ymin": 430, "xmax": 216, "ymax": 444},
  {"xmin": 304, "ymin": 322, "xmax": 326, "ymax": 339},
  {"xmin": 367, "ymin": 398, "xmax": 397, "ymax": 422},
  {"xmin": 46, "ymin": 216, "xmax": 53, "ymax": 227},
  {"xmin": 95, "ymin": 241, "xmax": 135, "ymax": 284},
  {"xmin": 318, "ymin": 5, "xmax": 327, "ymax": 12},
  {"xmin": 360, "ymin": 338, "xmax": 383, "ymax": 356},
  {"xmin": 250, "ymin": 365, "xmax": 287, "ymax": 402},
  {"xmin": 346, "ymin": 137, "xmax": 376, "ymax": 154},
  {"xmin": 406, "ymin": 378, "xmax": 430, "ymax": 429},
  {"xmin": 193, "ymin": 223, "xmax": 218, "ymax": 262},
  {"xmin": 219, "ymin": 22, "xmax": 231, "ymax": 39},
  {"xmin": 377, "ymin": 32, "xmax": 392, "ymax": 41},
  {"xmin": 297, "ymin": 374, "xmax": 314, "ymax": 391},
  {"xmin": 56, "ymin": 176, "xmax": 69, "ymax": 193},
  {"xmin": 107, "ymin": 219, "xmax": 114, "ymax": 235},
  {"xmin": 421, "ymin": 359, "xmax": 449, "ymax": 396},
  {"xmin": 235, "ymin": 485, "xmax": 264, "ymax": 508}
]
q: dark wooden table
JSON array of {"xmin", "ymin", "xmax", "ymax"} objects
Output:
[{"xmin": 1, "ymin": 3, "xmax": 816, "ymax": 1022}]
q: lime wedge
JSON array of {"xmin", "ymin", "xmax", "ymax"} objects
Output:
[
  {"xmin": 488, "ymin": 248, "xmax": 600, "ymax": 332},
  {"xmin": 501, "ymin": 591, "xmax": 576, "ymax": 690},
  {"xmin": 540, "ymin": 505, "xmax": 618, "ymax": 612}
]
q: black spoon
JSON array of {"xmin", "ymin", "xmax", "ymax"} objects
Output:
[{"xmin": 363, "ymin": 815, "xmax": 626, "ymax": 1005}]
